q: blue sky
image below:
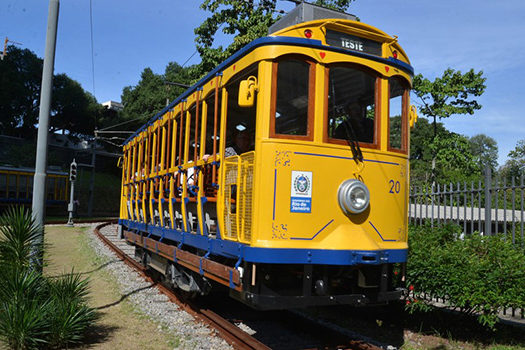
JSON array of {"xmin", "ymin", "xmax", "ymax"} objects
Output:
[{"xmin": 1, "ymin": 0, "xmax": 524, "ymax": 166}]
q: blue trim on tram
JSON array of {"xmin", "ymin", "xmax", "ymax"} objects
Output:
[
  {"xmin": 294, "ymin": 152, "xmax": 400, "ymax": 165},
  {"xmin": 119, "ymin": 218, "xmax": 407, "ymax": 265},
  {"xmin": 124, "ymin": 36, "xmax": 414, "ymax": 146}
]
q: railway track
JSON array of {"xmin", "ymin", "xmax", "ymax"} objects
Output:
[
  {"xmin": 46, "ymin": 217, "xmax": 118, "ymax": 225},
  {"xmin": 94, "ymin": 222, "xmax": 271, "ymax": 350},
  {"xmin": 93, "ymin": 222, "xmax": 388, "ymax": 350}
]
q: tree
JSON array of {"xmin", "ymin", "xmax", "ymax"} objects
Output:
[
  {"xmin": 410, "ymin": 118, "xmax": 480, "ymax": 186},
  {"xmin": 499, "ymin": 140, "xmax": 525, "ymax": 183},
  {"xmin": 120, "ymin": 63, "xmax": 198, "ymax": 127},
  {"xmin": 413, "ymin": 68, "xmax": 486, "ymax": 138},
  {"xmin": 0, "ymin": 46, "xmax": 42, "ymax": 137},
  {"xmin": 194, "ymin": 0, "xmax": 354, "ymax": 77},
  {"xmin": 51, "ymin": 74, "xmax": 100, "ymax": 136},
  {"xmin": 468, "ymin": 134, "xmax": 498, "ymax": 174},
  {"xmin": 412, "ymin": 68, "xmax": 486, "ymax": 183},
  {"xmin": 0, "ymin": 45, "xmax": 102, "ymax": 138}
]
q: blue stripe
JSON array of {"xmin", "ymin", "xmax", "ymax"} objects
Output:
[
  {"xmin": 295, "ymin": 152, "xmax": 353, "ymax": 160},
  {"xmin": 369, "ymin": 221, "xmax": 397, "ymax": 242},
  {"xmin": 290, "ymin": 219, "xmax": 334, "ymax": 240},
  {"xmin": 294, "ymin": 152, "xmax": 399, "ymax": 166},
  {"xmin": 243, "ymin": 246, "xmax": 407, "ymax": 265},
  {"xmin": 124, "ymin": 35, "xmax": 414, "ymax": 146},
  {"xmin": 120, "ymin": 219, "xmax": 407, "ymax": 265},
  {"xmin": 272, "ymin": 168, "xmax": 277, "ymax": 220}
]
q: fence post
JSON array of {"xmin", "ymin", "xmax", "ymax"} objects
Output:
[{"xmin": 484, "ymin": 165, "xmax": 492, "ymax": 236}]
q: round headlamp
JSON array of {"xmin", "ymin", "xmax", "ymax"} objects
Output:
[{"xmin": 337, "ymin": 179, "xmax": 370, "ymax": 215}]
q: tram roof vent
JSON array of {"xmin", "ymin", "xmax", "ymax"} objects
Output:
[{"xmin": 269, "ymin": 2, "xmax": 357, "ymax": 34}]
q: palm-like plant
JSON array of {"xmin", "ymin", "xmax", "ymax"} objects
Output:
[
  {"xmin": 46, "ymin": 272, "xmax": 98, "ymax": 348},
  {"xmin": 0, "ymin": 268, "xmax": 50, "ymax": 350},
  {"xmin": 0, "ymin": 206, "xmax": 41, "ymax": 271},
  {"xmin": 0, "ymin": 206, "xmax": 98, "ymax": 349}
]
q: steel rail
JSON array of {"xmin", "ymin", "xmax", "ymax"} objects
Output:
[{"xmin": 93, "ymin": 222, "xmax": 270, "ymax": 350}]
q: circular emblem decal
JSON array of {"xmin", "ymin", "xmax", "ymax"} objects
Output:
[{"xmin": 294, "ymin": 175, "xmax": 310, "ymax": 194}]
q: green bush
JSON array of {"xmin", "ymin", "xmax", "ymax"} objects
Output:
[
  {"xmin": 406, "ymin": 224, "xmax": 525, "ymax": 329},
  {"xmin": 0, "ymin": 207, "xmax": 98, "ymax": 349}
]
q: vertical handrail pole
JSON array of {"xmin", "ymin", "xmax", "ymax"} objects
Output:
[
  {"xmin": 31, "ymin": 0, "xmax": 60, "ymax": 271},
  {"xmin": 484, "ymin": 165, "xmax": 492, "ymax": 236}
]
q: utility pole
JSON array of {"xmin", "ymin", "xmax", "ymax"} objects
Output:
[{"xmin": 31, "ymin": 0, "xmax": 60, "ymax": 271}]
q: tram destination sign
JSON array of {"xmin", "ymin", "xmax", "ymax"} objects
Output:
[{"xmin": 325, "ymin": 30, "xmax": 382, "ymax": 56}]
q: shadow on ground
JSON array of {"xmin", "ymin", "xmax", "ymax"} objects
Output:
[
  {"xmin": 48, "ymin": 259, "xmax": 121, "ymax": 278},
  {"xmin": 96, "ymin": 283, "xmax": 157, "ymax": 310},
  {"xmin": 311, "ymin": 302, "xmax": 525, "ymax": 348}
]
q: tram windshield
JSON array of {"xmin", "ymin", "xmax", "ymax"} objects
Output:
[{"xmin": 327, "ymin": 65, "xmax": 376, "ymax": 145}]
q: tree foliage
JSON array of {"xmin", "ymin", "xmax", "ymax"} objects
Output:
[
  {"xmin": 51, "ymin": 74, "xmax": 101, "ymax": 136},
  {"xmin": 468, "ymin": 134, "xmax": 498, "ymax": 174},
  {"xmin": 194, "ymin": 0, "xmax": 354, "ymax": 76},
  {"xmin": 0, "ymin": 46, "xmax": 106, "ymax": 137},
  {"xmin": 413, "ymin": 68, "xmax": 486, "ymax": 131},
  {"xmin": 120, "ymin": 62, "xmax": 199, "ymax": 127},
  {"xmin": 499, "ymin": 139, "xmax": 525, "ymax": 183},
  {"xmin": 410, "ymin": 118, "xmax": 480, "ymax": 185},
  {"xmin": 0, "ymin": 46, "xmax": 42, "ymax": 137}
]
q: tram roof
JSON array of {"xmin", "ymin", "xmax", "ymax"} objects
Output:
[{"xmin": 124, "ymin": 29, "xmax": 414, "ymax": 146}]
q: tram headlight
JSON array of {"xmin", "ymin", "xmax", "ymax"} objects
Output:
[{"xmin": 337, "ymin": 179, "xmax": 370, "ymax": 215}]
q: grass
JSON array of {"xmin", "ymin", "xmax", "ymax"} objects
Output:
[{"xmin": 44, "ymin": 225, "xmax": 181, "ymax": 349}]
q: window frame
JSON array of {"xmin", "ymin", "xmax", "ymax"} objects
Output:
[
  {"xmin": 323, "ymin": 63, "xmax": 381, "ymax": 150},
  {"xmin": 387, "ymin": 76, "xmax": 409, "ymax": 154},
  {"xmin": 269, "ymin": 55, "xmax": 316, "ymax": 141}
]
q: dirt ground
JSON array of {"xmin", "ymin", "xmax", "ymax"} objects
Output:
[{"xmin": 44, "ymin": 225, "xmax": 180, "ymax": 349}]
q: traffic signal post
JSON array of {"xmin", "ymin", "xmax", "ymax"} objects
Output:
[{"xmin": 67, "ymin": 159, "xmax": 77, "ymax": 226}]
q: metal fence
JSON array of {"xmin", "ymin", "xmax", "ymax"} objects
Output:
[
  {"xmin": 409, "ymin": 168, "xmax": 525, "ymax": 243},
  {"xmin": 409, "ymin": 167, "xmax": 525, "ymax": 321}
]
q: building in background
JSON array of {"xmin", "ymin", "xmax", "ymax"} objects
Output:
[{"xmin": 102, "ymin": 100, "xmax": 124, "ymax": 112}]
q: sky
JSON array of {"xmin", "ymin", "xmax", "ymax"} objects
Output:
[{"xmin": 1, "ymin": 0, "xmax": 524, "ymax": 166}]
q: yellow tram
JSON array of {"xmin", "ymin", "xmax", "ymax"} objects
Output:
[
  {"xmin": 119, "ymin": 4, "xmax": 417, "ymax": 309},
  {"xmin": 0, "ymin": 166, "xmax": 68, "ymax": 208}
]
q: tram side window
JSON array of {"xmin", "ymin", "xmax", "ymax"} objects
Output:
[
  {"xmin": 327, "ymin": 65, "xmax": 377, "ymax": 145},
  {"xmin": 56, "ymin": 178, "xmax": 66, "ymax": 200},
  {"xmin": 224, "ymin": 65, "xmax": 258, "ymax": 155},
  {"xmin": 273, "ymin": 59, "xmax": 312, "ymax": 137},
  {"xmin": 28, "ymin": 175, "xmax": 33, "ymax": 197},
  {"xmin": 46, "ymin": 177, "xmax": 55, "ymax": 200},
  {"xmin": 8, "ymin": 174, "xmax": 17, "ymax": 199},
  {"xmin": 388, "ymin": 77, "xmax": 408, "ymax": 151},
  {"xmin": 19, "ymin": 175, "xmax": 28, "ymax": 199},
  {"xmin": 0, "ymin": 173, "xmax": 6, "ymax": 198}
]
